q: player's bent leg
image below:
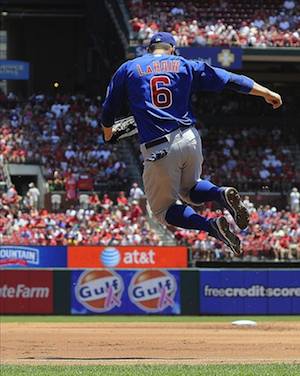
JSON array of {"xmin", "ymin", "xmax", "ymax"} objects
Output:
[
  {"xmin": 189, "ymin": 179, "xmax": 223, "ymax": 204},
  {"xmin": 141, "ymin": 140, "xmax": 182, "ymax": 226},
  {"xmin": 209, "ymin": 216, "xmax": 241, "ymax": 256},
  {"xmin": 165, "ymin": 204, "xmax": 241, "ymax": 256},
  {"xmin": 219, "ymin": 187, "xmax": 249, "ymax": 230},
  {"xmin": 188, "ymin": 181, "xmax": 249, "ymax": 230},
  {"xmin": 165, "ymin": 203, "xmax": 212, "ymax": 231}
]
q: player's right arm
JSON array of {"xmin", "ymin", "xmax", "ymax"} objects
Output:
[{"xmin": 101, "ymin": 63, "xmax": 127, "ymax": 141}]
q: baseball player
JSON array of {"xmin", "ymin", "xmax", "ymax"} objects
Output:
[{"xmin": 101, "ymin": 32, "xmax": 282, "ymax": 255}]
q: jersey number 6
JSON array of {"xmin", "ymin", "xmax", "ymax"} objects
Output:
[{"xmin": 150, "ymin": 75, "xmax": 172, "ymax": 109}]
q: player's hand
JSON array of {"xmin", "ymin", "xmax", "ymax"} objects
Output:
[
  {"xmin": 264, "ymin": 91, "xmax": 282, "ymax": 109},
  {"xmin": 104, "ymin": 133, "xmax": 118, "ymax": 144}
]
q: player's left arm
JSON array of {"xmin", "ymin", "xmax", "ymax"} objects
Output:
[
  {"xmin": 226, "ymin": 73, "xmax": 282, "ymax": 109},
  {"xmin": 192, "ymin": 62, "xmax": 282, "ymax": 109},
  {"xmin": 101, "ymin": 63, "xmax": 127, "ymax": 141},
  {"xmin": 248, "ymin": 82, "xmax": 282, "ymax": 109}
]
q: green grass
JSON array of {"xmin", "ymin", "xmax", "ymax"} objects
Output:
[
  {"xmin": 1, "ymin": 315, "xmax": 300, "ymax": 323},
  {"xmin": 2, "ymin": 364, "xmax": 300, "ymax": 376}
]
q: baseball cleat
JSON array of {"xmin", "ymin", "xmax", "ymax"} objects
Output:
[
  {"xmin": 210, "ymin": 216, "xmax": 241, "ymax": 256},
  {"xmin": 220, "ymin": 187, "xmax": 249, "ymax": 230}
]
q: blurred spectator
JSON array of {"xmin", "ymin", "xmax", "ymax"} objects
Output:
[
  {"xmin": 117, "ymin": 191, "xmax": 129, "ymax": 209},
  {"xmin": 102, "ymin": 193, "xmax": 113, "ymax": 210},
  {"xmin": 6, "ymin": 184, "xmax": 18, "ymax": 203},
  {"xmin": 283, "ymin": 0, "xmax": 295, "ymax": 10},
  {"xmin": 129, "ymin": 182, "xmax": 144, "ymax": 201},
  {"xmin": 290, "ymin": 187, "xmax": 300, "ymax": 213},
  {"xmin": 243, "ymin": 196, "xmax": 255, "ymax": 213},
  {"xmin": 130, "ymin": 200, "xmax": 143, "ymax": 220},
  {"xmin": 27, "ymin": 182, "xmax": 40, "ymax": 209},
  {"xmin": 2, "ymin": 184, "xmax": 21, "ymax": 213},
  {"xmin": 51, "ymin": 193, "xmax": 62, "ymax": 211},
  {"xmin": 65, "ymin": 174, "xmax": 77, "ymax": 201},
  {"xmin": 171, "ymin": 5, "xmax": 184, "ymax": 16},
  {"xmin": 89, "ymin": 192, "xmax": 101, "ymax": 211}
]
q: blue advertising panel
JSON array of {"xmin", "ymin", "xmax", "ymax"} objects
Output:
[
  {"xmin": 0, "ymin": 60, "xmax": 29, "ymax": 80},
  {"xmin": 133, "ymin": 46, "xmax": 242, "ymax": 69},
  {"xmin": 178, "ymin": 47, "xmax": 242, "ymax": 69},
  {"xmin": 71, "ymin": 269, "xmax": 181, "ymax": 315},
  {"xmin": 199, "ymin": 269, "xmax": 300, "ymax": 315},
  {"xmin": 0, "ymin": 245, "xmax": 67, "ymax": 268}
]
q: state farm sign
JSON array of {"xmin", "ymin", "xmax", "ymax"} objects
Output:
[
  {"xmin": 0, "ymin": 284, "xmax": 50, "ymax": 298},
  {"xmin": 68, "ymin": 246, "xmax": 187, "ymax": 268},
  {"xmin": 0, "ymin": 270, "xmax": 53, "ymax": 314}
]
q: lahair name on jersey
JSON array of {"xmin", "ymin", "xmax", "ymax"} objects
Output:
[{"xmin": 136, "ymin": 60, "xmax": 181, "ymax": 77}]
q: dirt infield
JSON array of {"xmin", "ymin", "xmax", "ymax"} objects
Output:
[{"xmin": 1, "ymin": 322, "xmax": 300, "ymax": 365}]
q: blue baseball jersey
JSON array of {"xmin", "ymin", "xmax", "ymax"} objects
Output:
[{"xmin": 102, "ymin": 54, "xmax": 239, "ymax": 144}]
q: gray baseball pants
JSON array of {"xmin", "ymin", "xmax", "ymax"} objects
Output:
[{"xmin": 140, "ymin": 127, "xmax": 203, "ymax": 225}]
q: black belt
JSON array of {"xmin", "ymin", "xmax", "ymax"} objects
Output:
[
  {"xmin": 144, "ymin": 126, "xmax": 192, "ymax": 149},
  {"xmin": 145, "ymin": 136, "xmax": 168, "ymax": 150}
]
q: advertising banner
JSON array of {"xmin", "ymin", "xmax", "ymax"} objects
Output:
[
  {"xmin": 133, "ymin": 46, "xmax": 242, "ymax": 69},
  {"xmin": 199, "ymin": 269, "xmax": 300, "ymax": 314},
  {"xmin": 68, "ymin": 246, "xmax": 187, "ymax": 268},
  {"xmin": 177, "ymin": 47, "xmax": 242, "ymax": 69},
  {"xmin": 0, "ymin": 60, "xmax": 30, "ymax": 80},
  {"xmin": 71, "ymin": 269, "xmax": 181, "ymax": 315},
  {"xmin": 0, "ymin": 270, "xmax": 53, "ymax": 314},
  {"xmin": 0, "ymin": 245, "xmax": 67, "ymax": 268}
]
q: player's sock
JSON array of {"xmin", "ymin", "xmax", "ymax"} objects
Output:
[
  {"xmin": 165, "ymin": 204, "xmax": 212, "ymax": 232},
  {"xmin": 189, "ymin": 180, "xmax": 222, "ymax": 204}
]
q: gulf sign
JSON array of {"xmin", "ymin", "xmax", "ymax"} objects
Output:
[
  {"xmin": 71, "ymin": 269, "xmax": 181, "ymax": 315},
  {"xmin": 128, "ymin": 270, "xmax": 177, "ymax": 313},
  {"xmin": 68, "ymin": 246, "xmax": 187, "ymax": 268},
  {"xmin": 75, "ymin": 270, "xmax": 124, "ymax": 313},
  {"xmin": 0, "ymin": 270, "xmax": 53, "ymax": 314}
]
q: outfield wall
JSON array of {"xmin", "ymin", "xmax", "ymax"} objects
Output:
[{"xmin": 1, "ymin": 268, "xmax": 299, "ymax": 315}]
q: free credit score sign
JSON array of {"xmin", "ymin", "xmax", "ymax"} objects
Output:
[
  {"xmin": 68, "ymin": 246, "xmax": 187, "ymax": 268},
  {"xmin": 0, "ymin": 270, "xmax": 53, "ymax": 314},
  {"xmin": 199, "ymin": 269, "xmax": 300, "ymax": 314}
]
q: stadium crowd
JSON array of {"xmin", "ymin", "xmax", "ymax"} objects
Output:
[
  {"xmin": 128, "ymin": 0, "xmax": 300, "ymax": 47},
  {"xmin": 199, "ymin": 126, "xmax": 297, "ymax": 192},
  {"xmin": 194, "ymin": 90, "xmax": 299, "ymax": 192},
  {"xmin": 131, "ymin": 122, "xmax": 299, "ymax": 193},
  {"xmin": 1, "ymin": 87, "xmax": 298, "ymax": 195},
  {"xmin": 0, "ymin": 93, "xmax": 129, "ymax": 193},
  {"xmin": 1, "ymin": 91, "xmax": 299, "ymax": 261},
  {"xmin": 175, "ymin": 201, "xmax": 300, "ymax": 262},
  {"xmin": 1, "ymin": 183, "xmax": 299, "ymax": 261},
  {"xmin": 0, "ymin": 189, "xmax": 160, "ymax": 246},
  {"xmin": 127, "ymin": 87, "xmax": 299, "ymax": 193}
]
